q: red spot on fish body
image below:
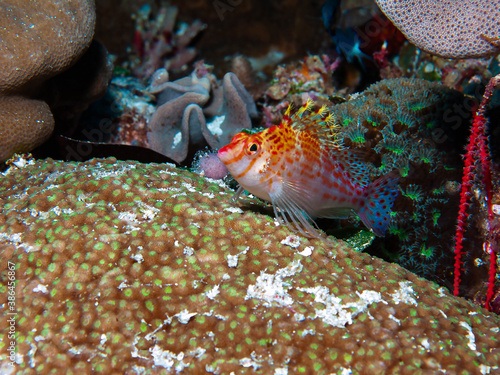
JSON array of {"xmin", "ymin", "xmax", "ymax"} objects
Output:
[{"xmin": 321, "ymin": 175, "xmax": 331, "ymax": 186}]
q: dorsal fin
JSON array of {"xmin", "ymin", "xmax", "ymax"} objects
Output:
[
  {"xmin": 282, "ymin": 99, "xmax": 370, "ymax": 188},
  {"xmin": 284, "ymin": 99, "xmax": 340, "ymax": 148}
]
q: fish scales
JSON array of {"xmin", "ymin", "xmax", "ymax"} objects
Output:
[{"xmin": 218, "ymin": 99, "xmax": 399, "ymax": 237}]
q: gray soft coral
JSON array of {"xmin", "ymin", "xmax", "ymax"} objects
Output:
[{"xmin": 147, "ymin": 71, "xmax": 258, "ymax": 163}]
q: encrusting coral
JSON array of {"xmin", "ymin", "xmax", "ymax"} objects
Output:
[
  {"xmin": 147, "ymin": 68, "xmax": 258, "ymax": 163},
  {"xmin": 1, "ymin": 157, "xmax": 499, "ymax": 374},
  {"xmin": 0, "ymin": 0, "xmax": 97, "ymax": 162},
  {"xmin": 329, "ymin": 78, "xmax": 471, "ymax": 281}
]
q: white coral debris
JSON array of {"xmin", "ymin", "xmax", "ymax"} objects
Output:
[
  {"xmin": 175, "ymin": 309, "xmax": 196, "ymax": 324},
  {"xmin": 390, "ymin": 281, "xmax": 417, "ymax": 305},
  {"xmin": 280, "ymin": 235, "xmax": 301, "ymax": 248},
  {"xmin": 298, "ymin": 246, "xmax": 313, "ymax": 256},
  {"xmin": 245, "ymin": 259, "xmax": 302, "ymax": 307},
  {"xmin": 206, "ymin": 285, "xmax": 220, "ymax": 300},
  {"xmin": 299, "ymin": 287, "xmax": 384, "ymax": 328},
  {"xmin": 32, "ymin": 284, "xmax": 48, "ymax": 294}
]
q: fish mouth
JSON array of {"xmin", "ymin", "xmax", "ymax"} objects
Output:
[{"xmin": 217, "ymin": 146, "xmax": 232, "ymax": 164}]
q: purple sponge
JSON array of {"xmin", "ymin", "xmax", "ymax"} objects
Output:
[{"xmin": 193, "ymin": 151, "xmax": 228, "ymax": 180}]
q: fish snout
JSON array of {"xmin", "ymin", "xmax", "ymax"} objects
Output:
[{"xmin": 217, "ymin": 146, "xmax": 231, "ymax": 164}]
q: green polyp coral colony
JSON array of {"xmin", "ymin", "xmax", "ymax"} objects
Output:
[
  {"xmin": 329, "ymin": 78, "xmax": 470, "ymax": 280},
  {"xmin": 1, "ymin": 158, "xmax": 499, "ymax": 374}
]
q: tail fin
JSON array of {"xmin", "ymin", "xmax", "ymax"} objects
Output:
[{"xmin": 357, "ymin": 173, "xmax": 399, "ymax": 236}]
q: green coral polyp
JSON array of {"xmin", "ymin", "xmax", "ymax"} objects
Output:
[
  {"xmin": 403, "ymin": 185, "xmax": 424, "ymax": 202},
  {"xmin": 0, "ymin": 156, "xmax": 497, "ymax": 373}
]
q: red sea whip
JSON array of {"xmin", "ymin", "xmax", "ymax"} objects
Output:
[{"xmin": 453, "ymin": 74, "xmax": 499, "ymax": 311}]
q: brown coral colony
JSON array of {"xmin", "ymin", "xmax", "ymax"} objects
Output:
[
  {"xmin": 1, "ymin": 158, "xmax": 499, "ymax": 373},
  {"xmin": 1, "ymin": 0, "xmax": 500, "ymax": 374},
  {"xmin": 0, "ymin": 0, "xmax": 97, "ymax": 162}
]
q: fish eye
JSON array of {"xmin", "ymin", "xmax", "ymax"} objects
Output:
[{"xmin": 246, "ymin": 142, "xmax": 260, "ymax": 155}]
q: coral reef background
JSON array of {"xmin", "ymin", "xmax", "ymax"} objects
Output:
[
  {"xmin": 95, "ymin": 0, "xmax": 327, "ymax": 76},
  {"xmin": 1, "ymin": 0, "xmax": 500, "ymax": 372}
]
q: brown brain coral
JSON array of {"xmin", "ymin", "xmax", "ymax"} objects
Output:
[
  {"xmin": 0, "ymin": 0, "xmax": 97, "ymax": 162},
  {"xmin": 0, "ymin": 157, "xmax": 499, "ymax": 374},
  {"xmin": 375, "ymin": 0, "xmax": 500, "ymax": 58},
  {"xmin": 0, "ymin": 96, "xmax": 55, "ymax": 162},
  {"xmin": 0, "ymin": 0, "xmax": 96, "ymax": 93}
]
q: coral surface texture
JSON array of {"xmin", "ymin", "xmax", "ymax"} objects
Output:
[
  {"xmin": 0, "ymin": 0, "xmax": 96, "ymax": 162},
  {"xmin": 0, "ymin": 158, "xmax": 499, "ymax": 374}
]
